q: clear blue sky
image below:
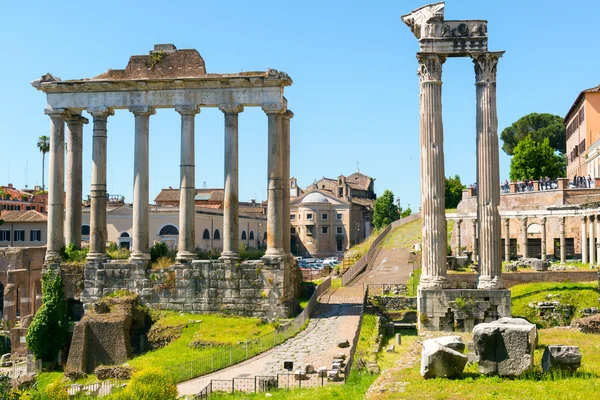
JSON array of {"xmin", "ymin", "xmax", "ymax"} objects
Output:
[{"xmin": 0, "ymin": 0, "xmax": 598, "ymax": 211}]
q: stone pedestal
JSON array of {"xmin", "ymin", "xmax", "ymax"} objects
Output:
[{"xmin": 417, "ymin": 288, "xmax": 511, "ymax": 332}]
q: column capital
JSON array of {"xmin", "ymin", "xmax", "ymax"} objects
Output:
[
  {"xmin": 457, "ymin": 219, "xmax": 463, "ymax": 225},
  {"xmin": 65, "ymin": 113, "xmax": 89, "ymax": 125},
  {"xmin": 129, "ymin": 106, "xmax": 156, "ymax": 116},
  {"xmin": 504, "ymin": 218, "xmax": 510, "ymax": 226},
  {"xmin": 261, "ymin": 103, "xmax": 285, "ymax": 114},
  {"xmin": 175, "ymin": 105, "xmax": 201, "ymax": 115},
  {"xmin": 416, "ymin": 53, "xmax": 446, "ymax": 83},
  {"xmin": 590, "ymin": 215, "xmax": 596, "ymax": 222},
  {"xmin": 472, "ymin": 51, "xmax": 504, "ymax": 84},
  {"xmin": 583, "ymin": 215, "xmax": 588, "ymax": 222},
  {"xmin": 521, "ymin": 217, "xmax": 528, "ymax": 223},
  {"xmin": 540, "ymin": 217, "xmax": 547, "ymax": 224},
  {"xmin": 44, "ymin": 108, "xmax": 67, "ymax": 118},
  {"xmin": 88, "ymin": 107, "xmax": 114, "ymax": 118},
  {"xmin": 218, "ymin": 104, "xmax": 244, "ymax": 114},
  {"xmin": 283, "ymin": 110, "xmax": 294, "ymax": 120}
]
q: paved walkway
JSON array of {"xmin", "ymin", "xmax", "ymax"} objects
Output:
[
  {"xmin": 177, "ymin": 287, "xmax": 363, "ymax": 397},
  {"xmin": 353, "ymin": 247, "xmax": 413, "ymax": 286}
]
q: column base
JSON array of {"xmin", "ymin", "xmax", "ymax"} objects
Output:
[
  {"xmin": 129, "ymin": 252, "xmax": 151, "ymax": 262},
  {"xmin": 86, "ymin": 252, "xmax": 108, "ymax": 262},
  {"xmin": 476, "ymin": 276, "xmax": 504, "ymax": 290},
  {"xmin": 262, "ymin": 248, "xmax": 285, "ymax": 260},
  {"xmin": 219, "ymin": 251, "xmax": 240, "ymax": 261},
  {"xmin": 176, "ymin": 251, "xmax": 198, "ymax": 263},
  {"xmin": 418, "ymin": 276, "xmax": 450, "ymax": 290},
  {"xmin": 45, "ymin": 251, "xmax": 60, "ymax": 263}
]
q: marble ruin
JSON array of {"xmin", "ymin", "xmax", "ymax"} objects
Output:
[
  {"xmin": 402, "ymin": 2, "xmax": 511, "ymax": 330},
  {"xmin": 32, "ymin": 44, "xmax": 300, "ymax": 318}
]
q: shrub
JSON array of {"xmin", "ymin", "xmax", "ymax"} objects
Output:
[
  {"xmin": 195, "ymin": 247, "xmax": 221, "ymax": 260},
  {"xmin": 105, "ymin": 367, "xmax": 177, "ymax": 400},
  {"xmin": 60, "ymin": 243, "xmax": 88, "ymax": 264},
  {"xmin": 26, "ymin": 271, "xmax": 67, "ymax": 362},
  {"xmin": 45, "ymin": 379, "xmax": 69, "ymax": 400},
  {"xmin": 153, "ymin": 256, "xmax": 175, "ymax": 270},
  {"xmin": 149, "ymin": 242, "xmax": 169, "ymax": 262}
]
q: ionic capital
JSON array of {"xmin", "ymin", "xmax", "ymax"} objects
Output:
[
  {"xmin": 65, "ymin": 113, "xmax": 89, "ymax": 125},
  {"xmin": 175, "ymin": 105, "xmax": 201, "ymax": 115},
  {"xmin": 44, "ymin": 108, "xmax": 67, "ymax": 120},
  {"xmin": 129, "ymin": 106, "xmax": 156, "ymax": 116},
  {"xmin": 262, "ymin": 103, "xmax": 285, "ymax": 115},
  {"xmin": 590, "ymin": 215, "xmax": 596, "ymax": 222},
  {"xmin": 416, "ymin": 53, "xmax": 446, "ymax": 84},
  {"xmin": 87, "ymin": 107, "xmax": 114, "ymax": 118},
  {"xmin": 472, "ymin": 51, "xmax": 504, "ymax": 84},
  {"xmin": 218, "ymin": 104, "xmax": 244, "ymax": 115},
  {"xmin": 582, "ymin": 215, "xmax": 588, "ymax": 223},
  {"xmin": 283, "ymin": 110, "xmax": 294, "ymax": 120}
]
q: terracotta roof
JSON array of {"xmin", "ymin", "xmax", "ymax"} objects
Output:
[
  {"xmin": 346, "ymin": 172, "xmax": 373, "ymax": 191},
  {"xmin": 352, "ymin": 198, "xmax": 375, "ymax": 208},
  {"xmin": 155, "ymin": 188, "xmax": 225, "ymax": 203},
  {"xmin": 565, "ymin": 84, "xmax": 600, "ymax": 123},
  {"xmin": 0, "ymin": 210, "xmax": 47, "ymax": 223}
]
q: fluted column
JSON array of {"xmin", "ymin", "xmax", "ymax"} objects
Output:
[
  {"xmin": 504, "ymin": 218, "xmax": 510, "ymax": 262},
  {"xmin": 219, "ymin": 104, "xmax": 244, "ymax": 260},
  {"xmin": 417, "ymin": 53, "xmax": 448, "ymax": 289},
  {"xmin": 590, "ymin": 215, "xmax": 596, "ymax": 266},
  {"xmin": 456, "ymin": 219, "xmax": 462, "ymax": 255},
  {"xmin": 175, "ymin": 105, "xmax": 200, "ymax": 262},
  {"xmin": 596, "ymin": 216, "xmax": 600, "ymax": 264},
  {"xmin": 130, "ymin": 107, "xmax": 155, "ymax": 262},
  {"xmin": 87, "ymin": 108, "xmax": 113, "ymax": 260},
  {"xmin": 582, "ymin": 216, "xmax": 588, "ymax": 263},
  {"xmin": 540, "ymin": 217, "xmax": 547, "ymax": 261},
  {"xmin": 44, "ymin": 109, "xmax": 66, "ymax": 262},
  {"xmin": 65, "ymin": 114, "xmax": 88, "ymax": 248},
  {"xmin": 560, "ymin": 217, "xmax": 566, "ymax": 263},
  {"xmin": 282, "ymin": 110, "xmax": 294, "ymax": 255},
  {"xmin": 471, "ymin": 219, "xmax": 478, "ymax": 263},
  {"xmin": 473, "ymin": 52, "xmax": 504, "ymax": 289},
  {"xmin": 262, "ymin": 104, "xmax": 286, "ymax": 259},
  {"xmin": 521, "ymin": 217, "xmax": 528, "ymax": 259}
]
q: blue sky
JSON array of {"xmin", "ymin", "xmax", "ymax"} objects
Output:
[{"xmin": 0, "ymin": 0, "xmax": 598, "ymax": 211}]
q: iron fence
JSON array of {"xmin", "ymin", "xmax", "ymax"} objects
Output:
[
  {"xmin": 66, "ymin": 379, "xmax": 126, "ymax": 398},
  {"xmin": 172, "ymin": 277, "xmax": 332, "ymax": 383},
  {"xmin": 7, "ymin": 358, "xmax": 41, "ymax": 379}
]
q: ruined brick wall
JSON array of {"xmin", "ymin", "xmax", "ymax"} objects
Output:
[{"xmin": 446, "ymin": 271, "xmax": 598, "ymax": 289}]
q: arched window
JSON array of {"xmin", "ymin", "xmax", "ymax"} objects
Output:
[
  {"xmin": 249, "ymin": 231, "xmax": 255, "ymax": 240},
  {"xmin": 159, "ymin": 224, "xmax": 179, "ymax": 236},
  {"xmin": 120, "ymin": 232, "xmax": 130, "ymax": 238},
  {"xmin": 214, "ymin": 229, "xmax": 221, "ymax": 240},
  {"xmin": 241, "ymin": 230, "xmax": 247, "ymax": 240},
  {"xmin": 81, "ymin": 225, "xmax": 90, "ymax": 236},
  {"xmin": 203, "ymin": 229, "xmax": 210, "ymax": 239}
]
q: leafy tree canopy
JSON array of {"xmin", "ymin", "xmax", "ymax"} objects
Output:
[
  {"xmin": 500, "ymin": 113, "xmax": 565, "ymax": 155},
  {"xmin": 400, "ymin": 207, "xmax": 412, "ymax": 218},
  {"xmin": 509, "ymin": 136, "xmax": 565, "ymax": 181},
  {"xmin": 373, "ymin": 189, "xmax": 399, "ymax": 229},
  {"xmin": 445, "ymin": 175, "xmax": 466, "ymax": 209}
]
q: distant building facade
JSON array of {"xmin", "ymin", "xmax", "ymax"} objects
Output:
[
  {"xmin": 565, "ymin": 85, "xmax": 600, "ymax": 179},
  {"xmin": 0, "ymin": 184, "xmax": 47, "ymax": 213},
  {"xmin": 0, "ymin": 210, "xmax": 47, "ymax": 248}
]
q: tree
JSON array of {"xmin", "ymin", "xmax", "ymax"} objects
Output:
[
  {"xmin": 400, "ymin": 207, "xmax": 412, "ymax": 218},
  {"xmin": 373, "ymin": 190, "xmax": 399, "ymax": 229},
  {"xmin": 500, "ymin": 113, "xmax": 565, "ymax": 155},
  {"xmin": 445, "ymin": 175, "xmax": 465, "ymax": 209},
  {"xmin": 37, "ymin": 135, "xmax": 50, "ymax": 191},
  {"xmin": 509, "ymin": 136, "xmax": 565, "ymax": 181}
]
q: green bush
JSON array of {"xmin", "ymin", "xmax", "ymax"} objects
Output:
[
  {"xmin": 26, "ymin": 272, "xmax": 67, "ymax": 362},
  {"xmin": 0, "ymin": 332, "xmax": 10, "ymax": 355},
  {"xmin": 44, "ymin": 379, "xmax": 69, "ymax": 400},
  {"xmin": 149, "ymin": 242, "xmax": 169, "ymax": 262},
  {"xmin": 105, "ymin": 367, "xmax": 177, "ymax": 400},
  {"xmin": 60, "ymin": 244, "xmax": 88, "ymax": 264},
  {"xmin": 195, "ymin": 247, "xmax": 221, "ymax": 260}
]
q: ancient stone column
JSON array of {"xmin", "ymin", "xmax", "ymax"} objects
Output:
[
  {"xmin": 87, "ymin": 108, "xmax": 113, "ymax": 261},
  {"xmin": 596, "ymin": 216, "xmax": 600, "ymax": 263},
  {"xmin": 417, "ymin": 53, "xmax": 448, "ymax": 288},
  {"xmin": 65, "ymin": 114, "xmax": 88, "ymax": 248},
  {"xmin": 473, "ymin": 52, "xmax": 504, "ymax": 289},
  {"xmin": 175, "ymin": 105, "xmax": 200, "ymax": 262},
  {"xmin": 456, "ymin": 219, "xmax": 462, "ymax": 255},
  {"xmin": 44, "ymin": 109, "xmax": 66, "ymax": 262},
  {"xmin": 504, "ymin": 218, "xmax": 510, "ymax": 262},
  {"xmin": 262, "ymin": 104, "xmax": 286, "ymax": 259},
  {"xmin": 282, "ymin": 110, "xmax": 294, "ymax": 255},
  {"xmin": 581, "ymin": 216, "xmax": 588, "ymax": 263},
  {"xmin": 219, "ymin": 104, "xmax": 244, "ymax": 260},
  {"xmin": 590, "ymin": 215, "xmax": 596, "ymax": 266},
  {"xmin": 560, "ymin": 217, "xmax": 566, "ymax": 264},
  {"xmin": 471, "ymin": 219, "xmax": 478, "ymax": 263},
  {"xmin": 540, "ymin": 217, "xmax": 547, "ymax": 261},
  {"xmin": 130, "ymin": 107, "xmax": 155, "ymax": 262},
  {"xmin": 521, "ymin": 217, "xmax": 528, "ymax": 259}
]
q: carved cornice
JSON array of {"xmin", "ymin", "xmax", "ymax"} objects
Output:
[
  {"xmin": 218, "ymin": 104, "xmax": 244, "ymax": 114},
  {"xmin": 472, "ymin": 52, "xmax": 504, "ymax": 84},
  {"xmin": 416, "ymin": 53, "xmax": 446, "ymax": 84}
]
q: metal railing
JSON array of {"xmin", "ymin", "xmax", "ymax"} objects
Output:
[
  {"xmin": 7, "ymin": 357, "xmax": 41, "ymax": 379},
  {"xmin": 172, "ymin": 277, "xmax": 331, "ymax": 383},
  {"xmin": 66, "ymin": 379, "xmax": 126, "ymax": 398},
  {"xmin": 341, "ymin": 212, "xmax": 421, "ymax": 286}
]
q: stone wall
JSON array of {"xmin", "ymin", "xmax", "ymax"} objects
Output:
[
  {"xmin": 372, "ymin": 296, "xmax": 417, "ymax": 310},
  {"xmin": 79, "ymin": 258, "xmax": 302, "ymax": 319},
  {"xmin": 446, "ymin": 271, "xmax": 598, "ymax": 289}
]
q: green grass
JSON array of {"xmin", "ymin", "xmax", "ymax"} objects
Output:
[
  {"xmin": 344, "ymin": 228, "xmax": 384, "ymax": 260},
  {"xmin": 34, "ymin": 371, "xmax": 65, "ymax": 392}
]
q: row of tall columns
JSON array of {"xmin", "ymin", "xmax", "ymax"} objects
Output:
[{"xmin": 580, "ymin": 215, "xmax": 600, "ymax": 265}]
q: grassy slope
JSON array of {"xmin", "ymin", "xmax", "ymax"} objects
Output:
[{"xmin": 380, "ymin": 216, "xmax": 453, "ymax": 251}]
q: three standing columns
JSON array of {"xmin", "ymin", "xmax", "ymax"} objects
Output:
[
  {"xmin": 65, "ymin": 114, "xmax": 88, "ymax": 248},
  {"xmin": 87, "ymin": 108, "xmax": 114, "ymax": 260},
  {"xmin": 219, "ymin": 104, "xmax": 244, "ymax": 260},
  {"xmin": 129, "ymin": 107, "xmax": 155, "ymax": 262},
  {"xmin": 176, "ymin": 106, "xmax": 200, "ymax": 262},
  {"xmin": 417, "ymin": 53, "xmax": 448, "ymax": 288},
  {"xmin": 473, "ymin": 52, "xmax": 504, "ymax": 289}
]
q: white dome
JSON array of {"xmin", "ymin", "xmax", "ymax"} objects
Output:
[{"xmin": 301, "ymin": 192, "xmax": 330, "ymax": 204}]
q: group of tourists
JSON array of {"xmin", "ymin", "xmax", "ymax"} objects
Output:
[
  {"xmin": 498, "ymin": 177, "xmax": 559, "ymax": 193},
  {"xmin": 573, "ymin": 174, "xmax": 594, "ymax": 188}
]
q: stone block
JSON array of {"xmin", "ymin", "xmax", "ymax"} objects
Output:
[
  {"xmin": 327, "ymin": 370, "xmax": 339, "ymax": 381},
  {"xmin": 293, "ymin": 370, "xmax": 305, "ymax": 380},
  {"xmin": 542, "ymin": 345, "xmax": 581, "ymax": 372},
  {"xmin": 386, "ymin": 345, "xmax": 395, "ymax": 353},
  {"xmin": 420, "ymin": 337, "xmax": 468, "ymax": 379},
  {"xmin": 317, "ymin": 367, "xmax": 327, "ymax": 377},
  {"xmin": 331, "ymin": 362, "xmax": 342, "ymax": 371},
  {"xmin": 337, "ymin": 339, "xmax": 350, "ymax": 348}
]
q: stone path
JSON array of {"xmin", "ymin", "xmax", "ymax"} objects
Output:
[
  {"xmin": 354, "ymin": 247, "xmax": 413, "ymax": 286},
  {"xmin": 177, "ymin": 286, "xmax": 363, "ymax": 397}
]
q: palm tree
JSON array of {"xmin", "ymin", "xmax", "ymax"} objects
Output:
[{"xmin": 37, "ymin": 136, "xmax": 50, "ymax": 191}]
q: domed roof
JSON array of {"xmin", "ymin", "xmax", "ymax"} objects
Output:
[{"xmin": 301, "ymin": 192, "xmax": 330, "ymax": 204}]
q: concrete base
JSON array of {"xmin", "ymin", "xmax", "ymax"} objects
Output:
[{"xmin": 417, "ymin": 288, "xmax": 511, "ymax": 332}]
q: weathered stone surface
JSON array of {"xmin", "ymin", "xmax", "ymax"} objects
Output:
[
  {"xmin": 473, "ymin": 318, "xmax": 537, "ymax": 376},
  {"xmin": 420, "ymin": 338, "xmax": 468, "ymax": 379},
  {"xmin": 317, "ymin": 367, "xmax": 327, "ymax": 377},
  {"xmin": 327, "ymin": 370, "xmax": 339, "ymax": 381},
  {"xmin": 386, "ymin": 345, "xmax": 395, "ymax": 353},
  {"xmin": 337, "ymin": 339, "xmax": 350, "ymax": 348},
  {"xmin": 434, "ymin": 336, "xmax": 465, "ymax": 353},
  {"xmin": 573, "ymin": 314, "xmax": 600, "ymax": 334},
  {"xmin": 542, "ymin": 346, "xmax": 581, "ymax": 372}
]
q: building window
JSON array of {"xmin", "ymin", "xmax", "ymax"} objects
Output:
[
  {"xmin": 336, "ymin": 227, "xmax": 343, "ymax": 234},
  {"xmin": 322, "ymin": 226, "xmax": 328, "ymax": 234},
  {"xmin": 336, "ymin": 213, "xmax": 343, "ymax": 220},
  {"xmin": 202, "ymin": 229, "xmax": 210, "ymax": 239},
  {"xmin": 30, "ymin": 230, "xmax": 41, "ymax": 242},
  {"xmin": 0, "ymin": 230, "xmax": 9, "ymax": 242},
  {"xmin": 82, "ymin": 225, "xmax": 91, "ymax": 236},
  {"xmin": 14, "ymin": 230, "xmax": 25, "ymax": 242},
  {"xmin": 290, "ymin": 214, "xmax": 296, "ymax": 220},
  {"xmin": 159, "ymin": 224, "xmax": 179, "ymax": 236},
  {"xmin": 306, "ymin": 213, "xmax": 313, "ymax": 220},
  {"xmin": 26, "ymin": 206, "xmax": 31, "ymax": 211},
  {"xmin": 241, "ymin": 230, "xmax": 247, "ymax": 240},
  {"xmin": 249, "ymin": 231, "xmax": 255, "ymax": 240},
  {"xmin": 321, "ymin": 213, "xmax": 328, "ymax": 220},
  {"xmin": 214, "ymin": 229, "xmax": 221, "ymax": 240},
  {"xmin": 291, "ymin": 227, "xmax": 296, "ymax": 234},
  {"xmin": 337, "ymin": 238, "xmax": 343, "ymax": 252}
]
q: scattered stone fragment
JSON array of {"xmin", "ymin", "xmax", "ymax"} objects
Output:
[
  {"xmin": 317, "ymin": 367, "xmax": 327, "ymax": 377},
  {"xmin": 337, "ymin": 339, "xmax": 350, "ymax": 348},
  {"xmin": 338, "ymin": 353, "xmax": 346, "ymax": 360},
  {"xmin": 327, "ymin": 370, "xmax": 339, "ymax": 381},
  {"xmin": 293, "ymin": 370, "xmax": 305, "ymax": 380},
  {"xmin": 434, "ymin": 336, "xmax": 465, "ymax": 353},
  {"xmin": 420, "ymin": 337, "xmax": 467, "ymax": 379},
  {"xmin": 331, "ymin": 362, "xmax": 342, "ymax": 371},
  {"xmin": 386, "ymin": 345, "xmax": 395, "ymax": 353},
  {"xmin": 366, "ymin": 361, "xmax": 380, "ymax": 374},
  {"xmin": 303, "ymin": 364, "xmax": 314, "ymax": 374},
  {"xmin": 396, "ymin": 333, "xmax": 402, "ymax": 345},
  {"xmin": 542, "ymin": 345, "xmax": 581, "ymax": 372}
]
